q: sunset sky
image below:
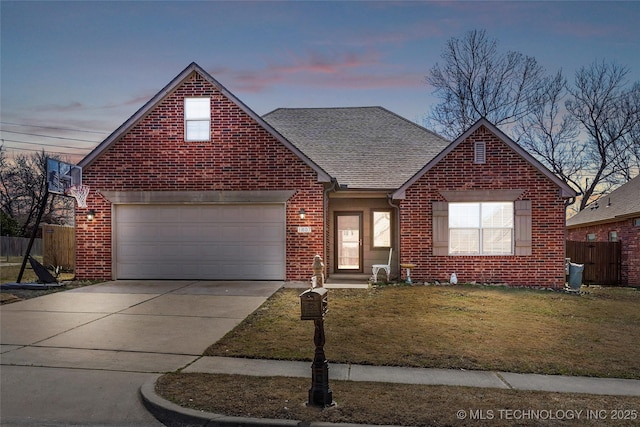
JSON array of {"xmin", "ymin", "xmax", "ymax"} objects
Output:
[{"xmin": 2, "ymin": 1, "xmax": 639, "ymax": 164}]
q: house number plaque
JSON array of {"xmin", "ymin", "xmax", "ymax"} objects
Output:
[{"xmin": 297, "ymin": 226, "xmax": 312, "ymax": 233}]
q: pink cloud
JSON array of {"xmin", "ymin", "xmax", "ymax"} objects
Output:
[{"xmin": 211, "ymin": 50, "xmax": 420, "ymax": 93}]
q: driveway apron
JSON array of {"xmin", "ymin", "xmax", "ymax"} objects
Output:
[{"xmin": 0, "ymin": 280, "xmax": 282, "ymax": 426}]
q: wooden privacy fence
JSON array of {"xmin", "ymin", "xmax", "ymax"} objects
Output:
[
  {"xmin": 566, "ymin": 240, "xmax": 621, "ymax": 286},
  {"xmin": 42, "ymin": 224, "xmax": 75, "ymax": 270},
  {"xmin": 1, "ymin": 236, "xmax": 42, "ymax": 259}
]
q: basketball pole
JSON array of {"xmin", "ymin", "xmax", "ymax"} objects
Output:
[{"xmin": 17, "ymin": 188, "xmax": 49, "ymax": 283}]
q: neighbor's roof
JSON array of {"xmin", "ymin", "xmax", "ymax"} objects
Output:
[
  {"xmin": 567, "ymin": 174, "xmax": 640, "ymax": 227},
  {"xmin": 263, "ymin": 107, "xmax": 451, "ymax": 190}
]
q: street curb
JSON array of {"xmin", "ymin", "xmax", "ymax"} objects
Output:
[{"xmin": 140, "ymin": 377, "xmax": 384, "ymax": 427}]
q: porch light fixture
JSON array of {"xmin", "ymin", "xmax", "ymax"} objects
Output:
[
  {"xmin": 299, "ymin": 208, "xmax": 306, "ymax": 220},
  {"xmin": 87, "ymin": 209, "xmax": 95, "ymax": 221}
]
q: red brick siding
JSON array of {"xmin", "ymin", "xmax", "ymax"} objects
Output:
[
  {"xmin": 567, "ymin": 220, "xmax": 640, "ymax": 286},
  {"xmin": 76, "ymin": 71, "xmax": 324, "ymax": 281},
  {"xmin": 399, "ymin": 125, "xmax": 568, "ymax": 288}
]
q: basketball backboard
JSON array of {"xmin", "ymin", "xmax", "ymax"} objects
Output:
[{"xmin": 46, "ymin": 158, "xmax": 82, "ymax": 195}]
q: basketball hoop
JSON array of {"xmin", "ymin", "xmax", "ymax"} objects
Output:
[{"xmin": 67, "ymin": 185, "xmax": 90, "ymax": 208}]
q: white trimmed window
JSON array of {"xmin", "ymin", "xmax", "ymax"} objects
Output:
[
  {"xmin": 184, "ymin": 97, "xmax": 210, "ymax": 141},
  {"xmin": 372, "ymin": 210, "xmax": 391, "ymax": 248},
  {"xmin": 448, "ymin": 202, "xmax": 514, "ymax": 255}
]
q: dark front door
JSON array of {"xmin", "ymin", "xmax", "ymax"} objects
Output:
[{"xmin": 335, "ymin": 212, "xmax": 362, "ymax": 272}]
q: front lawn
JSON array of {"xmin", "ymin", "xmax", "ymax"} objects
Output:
[{"xmin": 206, "ymin": 285, "xmax": 640, "ymax": 379}]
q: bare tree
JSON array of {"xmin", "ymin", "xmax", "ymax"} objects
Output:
[
  {"xmin": 426, "ymin": 29, "xmax": 545, "ymax": 139},
  {"xmin": 565, "ymin": 61, "xmax": 640, "ymax": 211},
  {"xmin": 515, "ymin": 71, "xmax": 583, "ymax": 210},
  {"xmin": 0, "ymin": 147, "xmax": 74, "ymax": 237},
  {"xmin": 425, "ymin": 31, "xmax": 639, "ymax": 212}
]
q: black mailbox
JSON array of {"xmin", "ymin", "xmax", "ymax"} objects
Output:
[{"xmin": 300, "ymin": 288, "xmax": 328, "ymax": 320}]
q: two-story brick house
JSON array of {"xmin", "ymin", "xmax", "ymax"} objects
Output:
[{"xmin": 75, "ymin": 62, "xmax": 575, "ymax": 287}]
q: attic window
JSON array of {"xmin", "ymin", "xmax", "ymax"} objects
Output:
[
  {"xmin": 474, "ymin": 141, "xmax": 486, "ymax": 164},
  {"xmin": 185, "ymin": 98, "xmax": 210, "ymax": 141}
]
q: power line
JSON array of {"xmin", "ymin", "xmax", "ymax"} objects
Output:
[
  {"xmin": 0, "ymin": 129, "xmax": 101, "ymax": 144},
  {"xmin": 0, "ymin": 121, "xmax": 107, "ymax": 135},
  {"xmin": 0, "ymin": 138, "xmax": 94, "ymax": 151},
  {"xmin": 2, "ymin": 145, "xmax": 88, "ymax": 156}
]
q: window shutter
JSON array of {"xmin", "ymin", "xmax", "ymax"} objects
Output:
[
  {"xmin": 514, "ymin": 200, "xmax": 532, "ymax": 255},
  {"xmin": 432, "ymin": 201, "xmax": 449, "ymax": 256}
]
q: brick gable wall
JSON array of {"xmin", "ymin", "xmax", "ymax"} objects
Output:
[
  {"xmin": 399, "ymin": 125, "xmax": 568, "ymax": 288},
  {"xmin": 76, "ymin": 72, "xmax": 324, "ymax": 281},
  {"xmin": 567, "ymin": 221, "xmax": 640, "ymax": 286}
]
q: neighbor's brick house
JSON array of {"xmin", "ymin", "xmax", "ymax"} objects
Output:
[
  {"xmin": 566, "ymin": 175, "xmax": 640, "ymax": 286},
  {"xmin": 75, "ymin": 62, "xmax": 575, "ymax": 287}
]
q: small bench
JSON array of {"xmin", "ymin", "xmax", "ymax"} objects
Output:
[{"xmin": 372, "ymin": 248, "xmax": 392, "ymax": 282}]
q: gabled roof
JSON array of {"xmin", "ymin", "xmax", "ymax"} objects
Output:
[
  {"xmin": 392, "ymin": 118, "xmax": 578, "ymax": 199},
  {"xmin": 567, "ymin": 174, "xmax": 640, "ymax": 227},
  {"xmin": 79, "ymin": 62, "xmax": 331, "ymax": 182},
  {"xmin": 263, "ymin": 107, "xmax": 451, "ymax": 190}
]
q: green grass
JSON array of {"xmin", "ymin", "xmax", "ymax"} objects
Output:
[{"xmin": 206, "ymin": 285, "xmax": 640, "ymax": 379}]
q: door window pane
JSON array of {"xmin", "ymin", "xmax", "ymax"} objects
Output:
[{"xmin": 337, "ymin": 215, "xmax": 360, "ymax": 269}]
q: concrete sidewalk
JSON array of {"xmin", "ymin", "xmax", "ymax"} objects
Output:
[{"xmin": 182, "ymin": 356, "xmax": 640, "ymax": 396}]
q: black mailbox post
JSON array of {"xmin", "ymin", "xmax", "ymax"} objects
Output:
[{"xmin": 299, "ymin": 287, "xmax": 333, "ymax": 407}]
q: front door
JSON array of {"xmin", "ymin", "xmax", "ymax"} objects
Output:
[{"xmin": 335, "ymin": 212, "xmax": 362, "ymax": 272}]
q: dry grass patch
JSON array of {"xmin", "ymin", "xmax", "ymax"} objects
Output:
[
  {"xmin": 1, "ymin": 256, "xmax": 92, "ymax": 304},
  {"xmin": 157, "ymin": 373, "xmax": 640, "ymax": 426},
  {"xmin": 0, "ymin": 256, "xmax": 74, "ymax": 284},
  {"xmin": 207, "ymin": 285, "xmax": 640, "ymax": 379}
]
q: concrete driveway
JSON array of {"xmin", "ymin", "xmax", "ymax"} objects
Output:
[{"xmin": 0, "ymin": 280, "xmax": 282, "ymax": 426}]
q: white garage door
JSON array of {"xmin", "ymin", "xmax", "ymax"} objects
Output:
[{"xmin": 115, "ymin": 204, "xmax": 285, "ymax": 280}]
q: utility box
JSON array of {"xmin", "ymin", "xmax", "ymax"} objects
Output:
[
  {"xmin": 567, "ymin": 262, "xmax": 584, "ymax": 291},
  {"xmin": 300, "ymin": 288, "xmax": 328, "ymax": 320}
]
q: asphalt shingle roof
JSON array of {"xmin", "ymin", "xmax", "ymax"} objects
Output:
[
  {"xmin": 263, "ymin": 107, "xmax": 451, "ymax": 190},
  {"xmin": 566, "ymin": 175, "xmax": 640, "ymax": 227}
]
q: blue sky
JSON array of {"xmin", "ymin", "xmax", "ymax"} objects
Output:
[{"xmin": 1, "ymin": 1, "xmax": 639, "ymax": 163}]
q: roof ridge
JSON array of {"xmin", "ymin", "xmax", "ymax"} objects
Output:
[{"xmin": 373, "ymin": 106, "xmax": 450, "ymax": 142}]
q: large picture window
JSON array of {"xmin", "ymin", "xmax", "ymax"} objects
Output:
[
  {"xmin": 184, "ymin": 97, "xmax": 210, "ymax": 141},
  {"xmin": 449, "ymin": 202, "xmax": 513, "ymax": 255}
]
